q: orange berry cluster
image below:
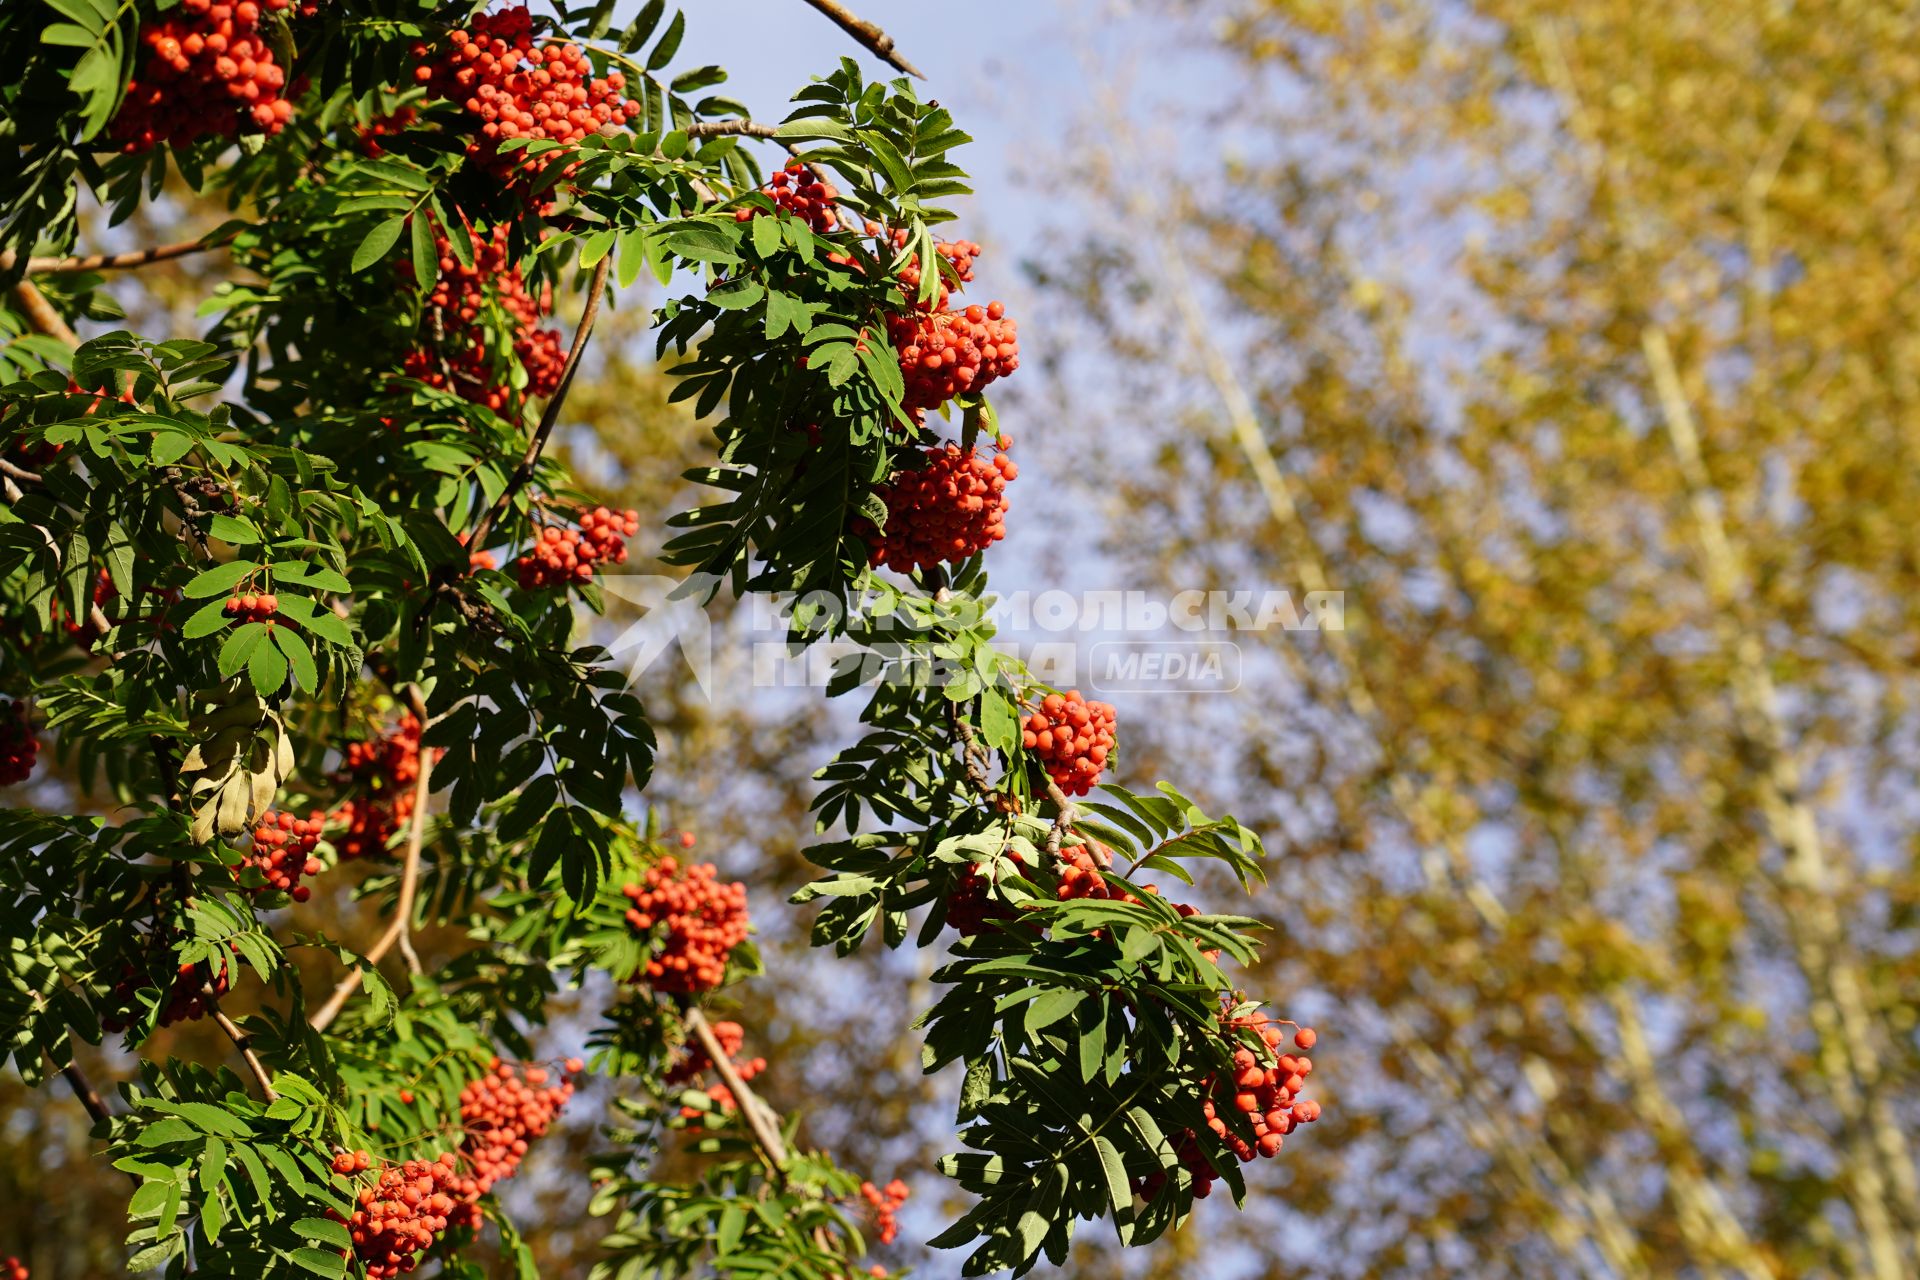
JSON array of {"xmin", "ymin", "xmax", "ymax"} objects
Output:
[
  {"xmin": 737, "ymin": 160, "xmax": 842, "ymax": 234},
  {"xmin": 944, "ymin": 852, "xmax": 1023, "ymax": 937},
  {"xmin": 1022, "ymin": 690, "xmax": 1116, "ymax": 796},
  {"xmin": 403, "ymin": 224, "xmax": 566, "ymax": 411},
  {"xmin": 891, "ymin": 232, "xmax": 981, "ymax": 309},
  {"xmin": 356, "ymin": 105, "xmax": 418, "ymax": 156},
  {"xmin": 241, "ymin": 810, "xmax": 324, "ymax": 900},
  {"xmin": 102, "ymin": 948, "xmax": 231, "ymax": 1033},
  {"xmin": 412, "ymin": 5, "xmax": 640, "ymax": 182},
  {"xmin": 1148, "ymin": 1014, "xmax": 1322, "ymax": 1201},
  {"xmin": 514, "ymin": 506, "xmax": 638, "ymax": 589},
  {"xmin": 664, "ymin": 1019, "xmax": 766, "ymax": 1118},
  {"xmin": 3, "ymin": 1256, "xmax": 24, "ymax": 1280},
  {"xmin": 223, "ymin": 591, "xmax": 279, "ymax": 623},
  {"xmin": 858, "ymin": 1179, "xmax": 910, "ymax": 1246},
  {"xmin": 112, "ymin": 0, "xmax": 294, "ymax": 153},
  {"xmin": 620, "ymin": 856, "xmax": 751, "ymax": 994},
  {"xmin": 858, "ymin": 439, "xmax": 1017, "ymax": 573},
  {"xmin": 887, "ymin": 301, "xmax": 1019, "ymax": 415},
  {"xmin": 0, "ymin": 700, "xmax": 35, "ymax": 787},
  {"xmin": 330, "ymin": 1152, "xmax": 462, "ymax": 1278},
  {"xmin": 446, "ymin": 1059, "xmax": 579, "ymax": 1228},
  {"xmin": 52, "ymin": 569, "xmax": 116, "ymax": 646},
  {"xmin": 334, "ymin": 714, "xmax": 432, "ymax": 860}
]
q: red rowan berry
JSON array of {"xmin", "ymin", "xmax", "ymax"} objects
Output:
[
  {"xmin": 944, "ymin": 850, "xmax": 1027, "ymax": 937},
  {"xmin": 856, "ymin": 441, "xmax": 1017, "ymax": 573},
  {"xmin": 102, "ymin": 944, "xmax": 234, "ymax": 1032},
  {"xmin": 514, "ymin": 507, "xmax": 638, "ymax": 589},
  {"xmin": 444, "ymin": 1058, "xmax": 576, "ymax": 1227},
  {"xmin": 1140, "ymin": 1006, "xmax": 1324, "ymax": 1202},
  {"xmin": 1021, "ymin": 690, "xmax": 1116, "ymax": 796},
  {"xmin": 620, "ymin": 857, "xmax": 751, "ymax": 995},
  {"xmin": 737, "ymin": 159, "xmax": 841, "ymax": 234},
  {"xmin": 333, "ymin": 714, "xmax": 436, "ymax": 860},
  {"xmin": 0, "ymin": 700, "xmax": 36, "ymax": 787},
  {"xmin": 858, "ymin": 1178, "xmax": 910, "ymax": 1245},
  {"xmin": 887, "ymin": 302, "xmax": 1019, "ymax": 414},
  {"xmin": 403, "ymin": 223, "xmax": 566, "ymax": 410},
  {"xmin": 330, "ymin": 1153, "xmax": 461, "ymax": 1278},
  {"xmin": 239, "ymin": 809, "xmax": 325, "ymax": 899},
  {"xmin": 412, "ymin": 6, "xmax": 638, "ymax": 186},
  {"xmin": 222, "ymin": 591, "xmax": 280, "ymax": 624},
  {"xmin": 112, "ymin": 0, "xmax": 292, "ymax": 151},
  {"xmin": 4, "ymin": 1256, "xmax": 25, "ymax": 1280},
  {"xmin": 664, "ymin": 1020, "xmax": 766, "ymax": 1118}
]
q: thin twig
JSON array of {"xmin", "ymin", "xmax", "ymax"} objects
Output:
[
  {"xmin": 945, "ymin": 700, "xmax": 997, "ymax": 800},
  {"xmin": 464, "ymin": 254, "xmax": 613, "ymax": 556},
  {"xmin": 1042, "ymin": 775, "xmax": 1077, "ymax": 863},
  {"xmin": 686, "ymin": 1007, "xmax": 791, "ymax": 1177},
  {"xmin": 797, "ymin": 0, "xmax": 924, "ymax": 78},
  {"xmin": 204, "ymin": 992, "xmax": 279, "ymax": 1103},
  {"xmin": 11, "ymin": 233, "xmax": 237, "ymax": 276},
  {"xmin": 61, "ymin": 1061, "xmax": 112, "ymax": 1126},
  {"xmin": 310, "ymin": 688, "xmax": 435, "ymax": 1032}
]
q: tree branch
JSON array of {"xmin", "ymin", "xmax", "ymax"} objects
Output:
[
  {"xmin": 686, "ymin": 120, "xmax": 782, "ymax": 140},
  {"xmin": 463, "ymin": 254, "xmax": 612, "ymax": 557},
  {"xmin": 797, "ymin": 0, "xmax": 924, "ymax": 78},
  {"xmin": 1041, "ymin": 775, "xmax": 1077, "ymax": 862},
  {"xmin": 61, "ymin": 1061, "xmax": 112, "ymax": 1127},
  {"xmin": 12, "ymin": 234, "xmax": 236, "ymax": 276},
  {"xmin": 945, "ymin": 700, "xmax": 997, "ymax": 800},
  {"xmin": 10, "ymin": 276, "xmax": 80, "ymax": 347},
  {"xmin": 310, "ymin": 687, "xmax": 435, "ymax": 1032},
  {"xmin": 686, "ymin": 1006, "xmax": 791, "ymax": 1177},
  {"xmin": 0, "ymin": 456, "xmax": 44, "ymax": 486},
  {"xmin": 204, "ymin": 990, "xmax": 279, "ymax": 1103}
]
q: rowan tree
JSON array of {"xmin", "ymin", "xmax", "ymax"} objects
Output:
[{"xmin": 0, "ymin": 2, "xmax": 1320, "ymax": 1277}]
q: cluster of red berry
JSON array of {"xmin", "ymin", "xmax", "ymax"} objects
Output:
[
  {"xmin": 0, "ymin": 700, "xmax": 35, "ymax": 787},
  {"xmin": 858, "ymin": 1179, "xmax": 910, "ymax": 1246},
  {"xmin": 857, "ymin": 439, "xmax": 1017, "ymax": 573},
  {"xmin": 112, "ymin": 0, "xmax": 295, "ymax": 153},
  {"xmin": 514, "ymin": 506, "xmax": 638, "ymax": 589},
  {"xmin": 1147, "ymin": 1014, "xmax": 1322, "ymax": 1201},
  {"xmin": 738, "ymin": 160, "xmax": 842, "ymax": 235},
  {"xmin": 3, "ymin": 1256, "xmax": 25, "ymax": 1280},
  {"xmin": 412, "ymin": 5, "xmax": 639, "ymax": 182},
  {"xmin": 1022, "ymin": 690, "xmax": 1116, "ymax": 796},
  {"xmin": 446, "ymin": 1058, "xmax": 580, "ymax": 1227},
  {"xmin": 620, "ymin": 856, "xmax": 751, "ymax": 994},
  {"xmin": 403, "ymin": 224, "xmax": 566, "ymax": 411},
  {"xmin": 356, "ymin": 104, "xmax": 418, "ymax": 156},
  {"xmin": 334, "ymin": 713, "xmax": 432, "ymax": 860},
  {"xmin": 50, "ymin": 569, "xmax": 116, "ymax": 647},
  {"xmin": 891, "ymin": 232, "xmax": 981, "ymax": 309},
  {"xmin": 887, "ymin": 302, "xmax": 1019, "ymax": 415},
  {"xmin": 330, "ymin": 1152, "xmax": 462, "ymax": 1278},
  {"xmin": 102, "ymin": 947, "xmax": 232, "ymax": 1033},
  {"xmin": 223, "ymin": 591, "xmax": 280, "ymax": 624},
  {"xmin": 664, "ymin": 1019, "xmax": 766, "ymax": 1118},
  {"xmin": 943, "ymin": 852, "xmax": 1025, "ymax": 937},
  {"xmin": 240, "ymin": 810, "xmax": 325, "ymax": 900}
]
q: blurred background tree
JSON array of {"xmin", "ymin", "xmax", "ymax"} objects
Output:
[
  {"xmin": 10, "ymin": 1, "xmax": 1920, "ymax": 1277},
  {"xmin": 1022, "ymin": 0, "xmax": 1920, "ymax": 1276}
]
